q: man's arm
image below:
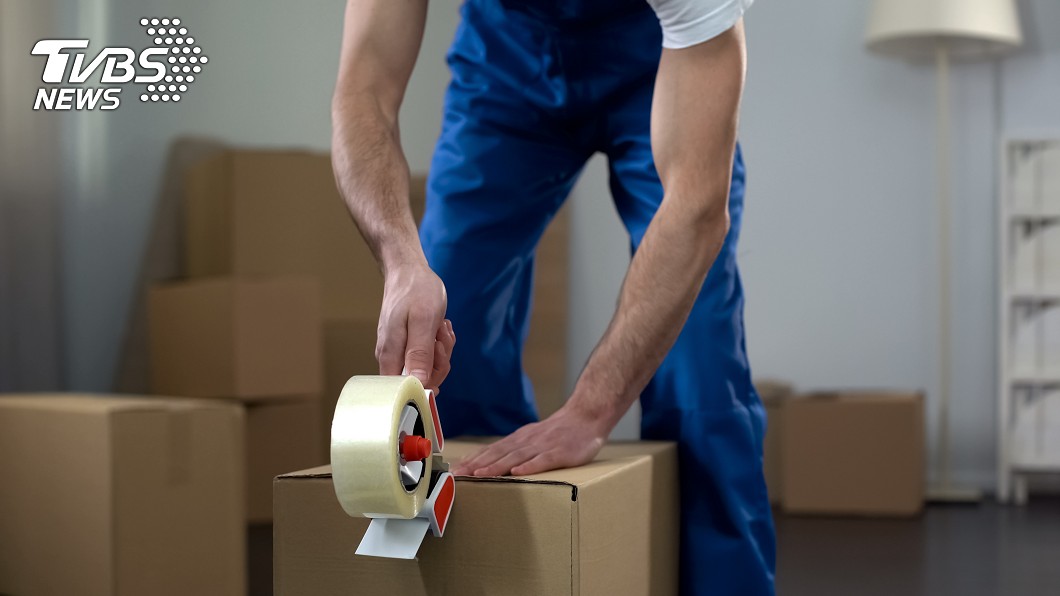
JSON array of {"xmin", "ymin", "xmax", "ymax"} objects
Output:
[
  {"xmin": 455, "ymin": 21, "xmax": 747, "ymax": 476},
  {"xmin": 332, "ymin": 0, "xmax": 454, "ymax": 390}
]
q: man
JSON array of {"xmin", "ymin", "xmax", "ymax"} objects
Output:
[{"xmin": 331, "ymin": 0, "xmax": 774, "ymax": 594}]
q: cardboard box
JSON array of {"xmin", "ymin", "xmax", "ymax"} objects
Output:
[
  {"xmin": 756, "ymin": 379, "xmax": 793, "ymax": 505},
  {"xmin": 148, "ymin": 276, "xmax": 323, "ymax": 400},
  {"xmin": 0, "ymin": 394, "xmax": 245, "ymax": 596},
  {"xmin": 247, "ymin": 400, "xmax": 325, "ymax": 524},
  {"xmin": 274, "ymin": 441, "xmax": 678, "ymax": 596},
  {"xmin": 524, "ymin": 202, "xmax": 571, "ymax": 417},
  {"xmin": 184, "ymin": 151, "xmax": 426, "ymax": 321},
  {"xmin": 782, "ymin": 391, "xmax": 925, "ymax": 516},
  {"xmin": 319, "ymin": 318, "xmax": 379, "ymax": 453}
]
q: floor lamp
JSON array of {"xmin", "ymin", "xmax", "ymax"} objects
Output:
[{"xmin": 865, "ymin": 0, "xmax": 1022, "ymax": 502}]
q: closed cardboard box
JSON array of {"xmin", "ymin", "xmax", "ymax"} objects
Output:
[
  {"xmin": 274, "ymin": 441, "xmax": 678, "ymax": 596},
  {"xmin": 184, "ymin": 151, "xmax": 418, "ymax": 321},
  {"xmin": 756, "ymin": 379, "xmax": 793, "ymax": 505},
  {"xmin": 0, "ymin": 394, "xmax": 245, "ymax": 596},
  {"xmin": 246, "ymin": 400, "xmax": 325, "ymax": 524},
  {"xmin": 148, "ymin": 276, "xmax": 323, "ymax": 400},
  {"xmin": 782, "ymin": 391, "xmax": 925, "ymax": 516}
]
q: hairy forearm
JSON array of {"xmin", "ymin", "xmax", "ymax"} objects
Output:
[
  {"xmin": 567, "ymin": 22, "xmax": 745, "ymax": 429},
  {"xmin": 332, "ymin": 92, "xmax": 425, "ymax": 274},
  {"xmin": 569, "ymin": 196, "xmax": 729, "ymax": 427}
]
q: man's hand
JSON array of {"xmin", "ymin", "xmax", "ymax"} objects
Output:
[
  {"xmin": 376, "ymin": 263, "xmax": 455, "ymax": 392},
  {"xmin": 451, "ymin": 402, "xmax": 611, "ymax": 476},
  {"xmin": 332, "ymin": 0, "xmax": 441, "ymax": 386}
]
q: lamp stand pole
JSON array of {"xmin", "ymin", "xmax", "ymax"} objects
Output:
[{"xmin": 927, "ymin": 43, "xmax": 982, "ymax": 503}]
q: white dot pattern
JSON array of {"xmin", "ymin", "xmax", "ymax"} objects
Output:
[{"xmin": 139, "ymin": 17, "xmax": 207, "ymax": 103}]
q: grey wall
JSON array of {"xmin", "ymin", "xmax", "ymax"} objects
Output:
[
  {"xmin": 48, "ymin": 0, "xmax": 1060, "ymax": 488},
  {"xmin": 0, "ymin": 0, "xmax": 66, "ymax": 390},
  {"xmin": 59, "ymin": 0, "xmax": 459, "ymax": 390}
]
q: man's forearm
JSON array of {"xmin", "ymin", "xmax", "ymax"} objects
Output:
[
  {"xmin": 566, "ymin": 23, "xmax": 745, "ymax": 429},
  {"xmin": 332, "ymin": 91, "xmax": 425, "ymax": 274},
  {"xmin": 568, "ymin": 195, "xmax": 729, "ymax": 427}
]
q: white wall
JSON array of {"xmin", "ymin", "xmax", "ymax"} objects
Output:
[
  {"xmin": 56, "ymin": 0, "xmax": 1060, "ymax": 488},
  {"xmin": 572, "ymin": 0, "xmax": 1060, "ymax": 486},
  {"xmin": 742, "ymin": 0, "xmax": 1060, "ymax": 489}
]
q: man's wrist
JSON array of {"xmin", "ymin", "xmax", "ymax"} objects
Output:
[
  {"xmin": 378, "ymin": 235, "xmax": 429, "ymax": 278},
  {"xmin": 566, "ymin": 372, "xmax": 632, "ymax": 436}
]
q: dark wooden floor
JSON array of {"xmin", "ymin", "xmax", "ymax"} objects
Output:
[
  {"xmin": 776, "ymin": 498, "xmax": 1060, "ymax": 596},
  {"xmin": 252, "ymin": 497, "xmax": 1060, "ymax": 595}
]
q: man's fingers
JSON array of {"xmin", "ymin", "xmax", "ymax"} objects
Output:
[
  {"xmin": 404, "ymin": 308, "xmax": 441, "ymax": 386},
  {"xmin": 452, "ymin": 445, "xmax": 490, "ymax": 475},
  {"xmin": 428, "ymin": 339, "xmax": 451, "ymax": 390},
  {"xmin": 511, "ymin": 450, "xmax": 563, "ymax": 476},
  {"xmin": 426, "ymin": 319, "xmax": 455, "ymax": 389},
  {"xmin": 456, "ymin": 439, "xmax": 513, "ymax": 475},
  {"xmin": 438, "ymin": 319, "xmax": 455, "ymax": 358},
  {"xmin": 473, "ymin": 446, "xmax": 539, "ymax": 477}
]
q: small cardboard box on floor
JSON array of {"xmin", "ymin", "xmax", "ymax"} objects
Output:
[
  {"xmin": 755, "ymin": 379, "xmax": 793, "ymax": 505},
  {"xmin": 782, "ymin": 390, "xmax": 925, "ymax": 516},
  {"xmin": 274, "ymin": 441, "xmax": 679, "ymax": 596},
  {"xmin": 0, "ymin": 394, "xmax": 245, "ymax": 596}
]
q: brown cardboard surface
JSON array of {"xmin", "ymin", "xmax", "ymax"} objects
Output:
[
  {"xmin": 184, "ymin": 150, "xmax": 390, "ymax": 320},
  {"xmin": 755, "ymin": 379, "xmax": 794, "ymax": 505},
  {"xmin": 274, "ymin": 441, "xmax": 678, "ymax": 596},
  {"xmin": 0, "ymin": 394, "xmax": 245, "ymax": 596},
  {"xmin": 782, "ymin": 391, "xmax": 925, "ymax": 517},
  {"xmin": 319, "ymin": 318, "xmax": 379, "ymax": 454},
  {"xmin": 524, "ymin": 202, "xmax": 570, "ymax": 418},
  {"xmin": 148, "ymin": 276, "xmax": 323, "ymax": 400},
  {"xmin": 247, "ymin": 400, "xmax": 325, "ymax": 524}
]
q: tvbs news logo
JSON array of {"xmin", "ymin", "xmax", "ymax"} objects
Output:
[{"xmin": 32, "ymin": 17, "xmax": 208, "ymax": 111}]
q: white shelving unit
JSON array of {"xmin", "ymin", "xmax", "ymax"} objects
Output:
[{"xmin": 998, "ymin": 138, "xmax": 1060, "ymax": 504}]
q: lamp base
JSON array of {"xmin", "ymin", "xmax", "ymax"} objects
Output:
[{"xmin": 926, "ymin": 484, "xmax": 983, "ymax": 504}]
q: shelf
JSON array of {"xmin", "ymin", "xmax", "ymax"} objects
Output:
[
  {"xmin": 1010, "ymin": 374, "xmax": 1060, "ymax": 386},
  {"xmin": 1012, "ymin": 461, "xmax": 1060, "ymax": 474},
  {"xmin": 1007, "ymin": 290, "xmax": 1060, "ymax": 302},
  {"xmin": 998, "ymin": 138, "xmax": 1060, "ymax": 503},
  {"xmin": 1009, "ymin": 210, "xmax": 1060, "ymax": 221}
]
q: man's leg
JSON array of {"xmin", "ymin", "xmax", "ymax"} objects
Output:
[
  {"xmin": 421, "ymin": 8, "xmax": 593, "ymax": 436},
  {"xmin": 605, "ymin": 89, "xmax": 776, "ymax": 594}
]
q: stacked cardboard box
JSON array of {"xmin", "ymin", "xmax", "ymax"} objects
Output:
[
  {"xmin": 148, "ymin": 276, "xmax": 326, "ymax": 524},
  {"xmin": 182, "ymin": 149, "xmax": 402, "ymax": 455},
  {"xmin": 0, "ymin": 394, "xmax": 245, "ymax": 596}
]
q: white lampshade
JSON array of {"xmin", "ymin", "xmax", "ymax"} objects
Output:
[{"xmin": 866, "ymin": 0, "xmax": 1023, "ymax": 59}]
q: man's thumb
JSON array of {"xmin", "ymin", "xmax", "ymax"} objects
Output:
[{"xmin": 404, "ymin": 343, "xmax": 433, "ymax": 386}]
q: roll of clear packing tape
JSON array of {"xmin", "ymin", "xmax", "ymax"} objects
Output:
[{"xmin": 331, "ymin": 375, "xmax": 435, "ymax": 519}]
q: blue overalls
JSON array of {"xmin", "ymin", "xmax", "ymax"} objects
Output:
[{"xmin": 419, "ymin": 1, "xmax": 776, "ymax": 594}]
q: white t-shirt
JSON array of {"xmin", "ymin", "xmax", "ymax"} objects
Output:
[{"xmin": 645, "ymin": 0, "xmax": 753, "ymax": 49}]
